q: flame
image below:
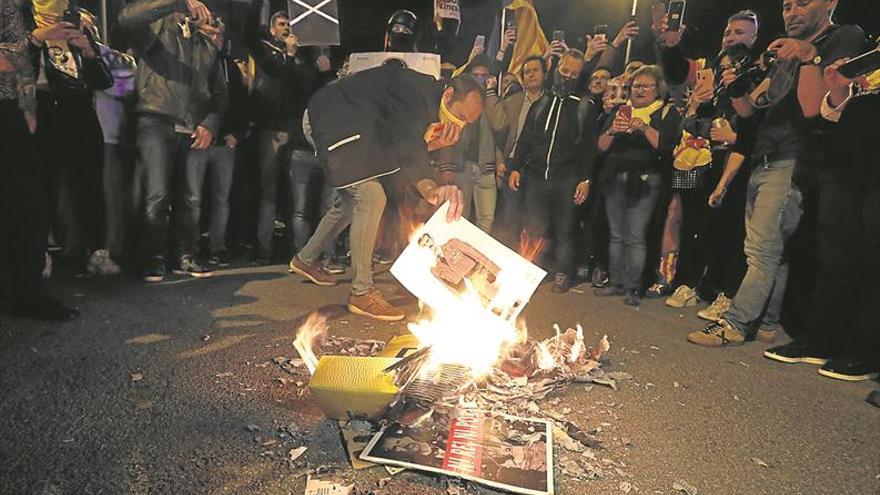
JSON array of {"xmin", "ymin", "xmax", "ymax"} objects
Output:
[
  {"xmin": 406, "ymin": 279, "xmax": 520, "ymax": 378},
  {"xmin": 518, "ymin": 232, "xmax": 547, "ymax": 263},
  {"xmin": 292, "ymin": 312, "xmax": 328, "ymax": 375},
  {"xmin": 536, "ymin": 342, "xmax": 556, "ymax": 370},
  {"xmin": 569, "ymin": 324, "xmax": 585, "ymax": 363}
]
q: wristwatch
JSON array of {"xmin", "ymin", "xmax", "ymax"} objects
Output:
[{"xmin": 802, "ymin": 54, "xmax": 822, "ymax": 66}]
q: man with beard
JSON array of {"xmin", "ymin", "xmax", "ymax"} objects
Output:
[
  {"xmin": 508, "ymin": 49, "xmax": 595, "ymax": 293},
  {"xmin": 688, "ymin": 0, "xmax": 866, "ymax": 347}
]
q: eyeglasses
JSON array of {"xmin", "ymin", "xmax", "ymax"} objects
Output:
[{"xmin": 631, "ymin": 84, "xmax": 657, "ymax": 90}]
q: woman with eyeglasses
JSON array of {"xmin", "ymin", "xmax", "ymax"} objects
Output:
[{"xmin": 594, "ymin": 65, "xmax": 682, "ymax": 306}]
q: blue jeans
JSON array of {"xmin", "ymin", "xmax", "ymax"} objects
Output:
[
  {"xmin": 524, "ymin": 173, "xmax": 578, "ymax": 276},
  {"xmin": 180, "ymin": 144, "xmax": 236, "ymax": 254},
  {"xmin": 604, "ymin": 172, "xmax": 662, "ymax": 291},
  {"xmin": 455, "ymin": 162, "xmax": 497, "ymax": 233},
  {"xmin": 255, "ymin": 129, "xmax": 289, "ymax": 258},
  {"xmin": 724, "ymin": 158, "xmax": 802, "ymax": 334},
  {"xmin": 496, "ymin": 171, "xmax": 524, "ymax": 249},
  {"xmin": 289, "ymin": 148, "xmax": 334, "ymax": 253},
  {"xmin": 298, "ymin": 180, "xmax": 386, "ymax": 296},
  {"xmin": 136, "ymin": 114, "xmax": 192, "ymax": 259}
]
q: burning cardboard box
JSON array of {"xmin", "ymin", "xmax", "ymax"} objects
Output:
[{"xmin": 294, "ymin": 316, "xmax": 425, "ymax": 421}]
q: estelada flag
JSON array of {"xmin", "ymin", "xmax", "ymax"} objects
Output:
[
  {"xmin": 506, "ymin": 0, "xmax": 549, "ymax": 79},
  {"xmin": 287, "ymin": 0, "xmax": 340, "ymax": 46}
]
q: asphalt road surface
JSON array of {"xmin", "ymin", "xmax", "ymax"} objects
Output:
[{"xmin": 1, "ymin": 263, "xmax": 878, "ymax": 495}]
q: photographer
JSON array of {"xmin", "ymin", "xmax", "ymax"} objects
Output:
[
  {"xmin": 688, "ymin": 0, "xmax": 866, "ymax": 348},
  {"xmin": 119, "ymin": 0, "xmax": 228, "ymax": 282},
  {"xmin": 652, "ymin": 11, "xmax": 760, "ymax": 319},
  {"xmin": 595, "ymin": 65, "xmax": 681, "ymax": 307},
  {"xmin": 764, "ymin": 56, "xmax": 879, "ymax": 381},
  {"xmin": 27, "ymin": 7, "xmax": 113, "ymax": 276},
  {"xmin": 1, "ymin": 0, "xmax": 77, "ymax": 320}
]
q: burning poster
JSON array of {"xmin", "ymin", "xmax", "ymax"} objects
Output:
[
  {"xmin": 360, "ymin": 408, "xmax": 554, "ymax": 495},
  {"xmin": 391, "ymin": 202, "xmax": 545, "ymax": 322}
]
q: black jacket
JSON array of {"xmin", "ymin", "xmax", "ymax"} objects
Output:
[
  {"xmin": 218, "ymin": 51, "xmax": 247, "ymax": 141},
  {"xmin": 118, "ymin": 0, "xmax": 227, "ymax": 134},
  {"xmin": 512, "ymin": 93, "xmax": 596, "ymax": 182},
  {"xmin": 244, "ymin": 4, "xmax": 310, "ymax": 132},
  {"xmin": 307, "ymin": 63, "xmax": 445, "ymax": 190}
]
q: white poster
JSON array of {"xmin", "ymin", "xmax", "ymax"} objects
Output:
[
  {"xmin": 347, "ymin": 52, "xmax": 442, "ymax": 79},
  {"xmin": 391, "ymin": 203, "xmax": 546, "ymax": 322}
]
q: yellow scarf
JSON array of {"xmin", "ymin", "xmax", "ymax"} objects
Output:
[
  {"xmin": 424, "ymin": 97, "xmax": 466, "ymax": 141},
  {"xmin": 629, "ymin": 99, "xmax": 664, "ymax": 124}
]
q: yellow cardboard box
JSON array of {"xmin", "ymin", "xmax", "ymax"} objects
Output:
[{"xmin": 308, "ymin": 356, "xmax": 401, "ymax": 420}]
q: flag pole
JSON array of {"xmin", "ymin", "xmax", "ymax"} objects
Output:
[{"xmin": 624, "ymin": 0, "xmax": 638, "ymax": 65}]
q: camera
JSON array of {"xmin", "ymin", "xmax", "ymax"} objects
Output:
[{"xmin": 714, "ymin": 44, "xmax": 774, "ymax": 98}]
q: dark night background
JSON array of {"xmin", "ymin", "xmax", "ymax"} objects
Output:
[{"xmin": 83, "ymin": 0, "xmax": 879, "ymax": 65}]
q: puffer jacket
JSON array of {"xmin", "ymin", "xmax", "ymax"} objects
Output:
[{"xmin": 118, "ymin": 0, "xmax": 226, "ymax": 134}]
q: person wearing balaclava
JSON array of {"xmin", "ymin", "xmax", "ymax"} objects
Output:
[
  {"xmin": 384, "ymin": 9, "xmax": 418, "ymax": 52},
  {"xmin": 508, "ymin": 49, "xmax": 596, "ymax": 294}
]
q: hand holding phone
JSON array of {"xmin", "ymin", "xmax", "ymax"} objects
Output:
[
  {"xmin": 474, "ymin": 35, "xmax": 486, "ymax": 50},
  {"xmin": 552, "ymin": 30, "xmax": 565, "ymax": 43},
  {"xmin": 667, "ymin": 0, "xmax": 687, "ymax": 32},
  {"xmin": 593, "ymin": 24, "xmax": 608, "ymax": 42}
]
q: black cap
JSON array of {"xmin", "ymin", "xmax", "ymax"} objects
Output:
[{"xmin": 387, "ymin": 10, "xmax": 417, "ymax": 34}]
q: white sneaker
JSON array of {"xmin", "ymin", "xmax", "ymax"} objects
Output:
[
  {"xmin": 87, "ymin": 249, "xmax": 121, "ymax": 275},
  {"xmin": 697, "ymin": 293, "xmax": 731, "ymax": 322},
  {"xmin": 665, "ymin": 285, "xmax": 699, "ymax": 308},
  {"xmin": 86, "ymin": 249, "xmax": 107, "ymax": 275}
]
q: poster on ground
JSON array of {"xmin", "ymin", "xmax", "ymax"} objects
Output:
[
  {"xmin": 390, "ymin": 202, "xmax": 545, "ymax": 322},
  {"xmin": 360, "ymin": 408, "xmax": 554, "ymax": 495}
]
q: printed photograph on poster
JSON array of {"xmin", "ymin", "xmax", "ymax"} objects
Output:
[
  {"xmin": 390, "ymin": 202, "xmax": 546, "ymax": 322},
  {"xmin": 359, "ymin": 409, "xmax": 554, "ymax": 495}
]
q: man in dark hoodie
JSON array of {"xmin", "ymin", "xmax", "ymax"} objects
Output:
[
  {"xmin": 508, "ymin": 49, "xmax": 595, "ymax": 293},
  {"xmin": 288, "ymin": 68, "xmax": 481, "ymax": 321},
  {"xmin": 118, "ymin": 0, "xmax": 227, "ymax": 283}
]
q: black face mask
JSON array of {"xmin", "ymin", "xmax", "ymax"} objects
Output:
[
  {"xmin": 552, "ymin": 74, "xmax": 577, "ymax": 97},
  {"xmin": 503, "ymin": 82, "xmax": 522, "ymax": 98},
  {"xmin": 387, "ymin": 32, "xmax": 416, "ymax": 52}
]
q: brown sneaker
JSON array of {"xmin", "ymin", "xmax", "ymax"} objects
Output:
[
  {"xmin": 756, "ymin": 324, "xmax": 779, "ymax": 344},
  {"xmin": 347, "ymin": 289, "xmax": 405, "ymax": 321},
  {"xmin": 687, "ymin": 319, "xmax": 745, "ymax": 347},
  {"xmin": 288, "ymin": 256, "xmax": 337, "ymax": 286}
]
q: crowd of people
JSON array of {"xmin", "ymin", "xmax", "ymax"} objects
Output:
[{"xmin": 1, "ymin": 0, "xmax": 877, "ymax": 386}]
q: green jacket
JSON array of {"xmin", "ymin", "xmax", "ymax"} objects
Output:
[{"xmin": 118, "ymin": 0, "xmax": 226, "ymax": 134}]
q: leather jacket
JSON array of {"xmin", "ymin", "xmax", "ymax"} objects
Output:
[{"xmin": 118, "ymin": 0, "xmax": 227, "ymax": 134}]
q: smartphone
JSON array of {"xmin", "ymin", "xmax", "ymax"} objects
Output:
[
  {"xmin": 618, "ymin": 105, "xmax": 632, "ymax": 121},
  {"xmin": 696, "ymin": 68, "xmax": 715, "ymax": 88},
  {"xmin": 627, "ymin": 14, "xmax": 639, "ymax": 25},
  {"xmin": 667, "ymin": 0, "xmax": 686, "ymax": 31},
  {"xmin": 552, "ymin": 30, "xmax": 565, "ymax": 43},
  {"xmin": 593, "ymin": 24, "xmax": 608, "ymax": 42},
  {"xmin": 838, "ymin": 48, "xmax": 880, "ymax": 79},
  {"xmin": 504, "ymin": 10, "xmax": 517, "ymax": 32},
  {"xmin": 474, "ymin": 34, "xmax": 486, "ymax": 51},
  {"xmin": 62, "ymin": 8, "xmax": 80, "ymax": 28}
]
